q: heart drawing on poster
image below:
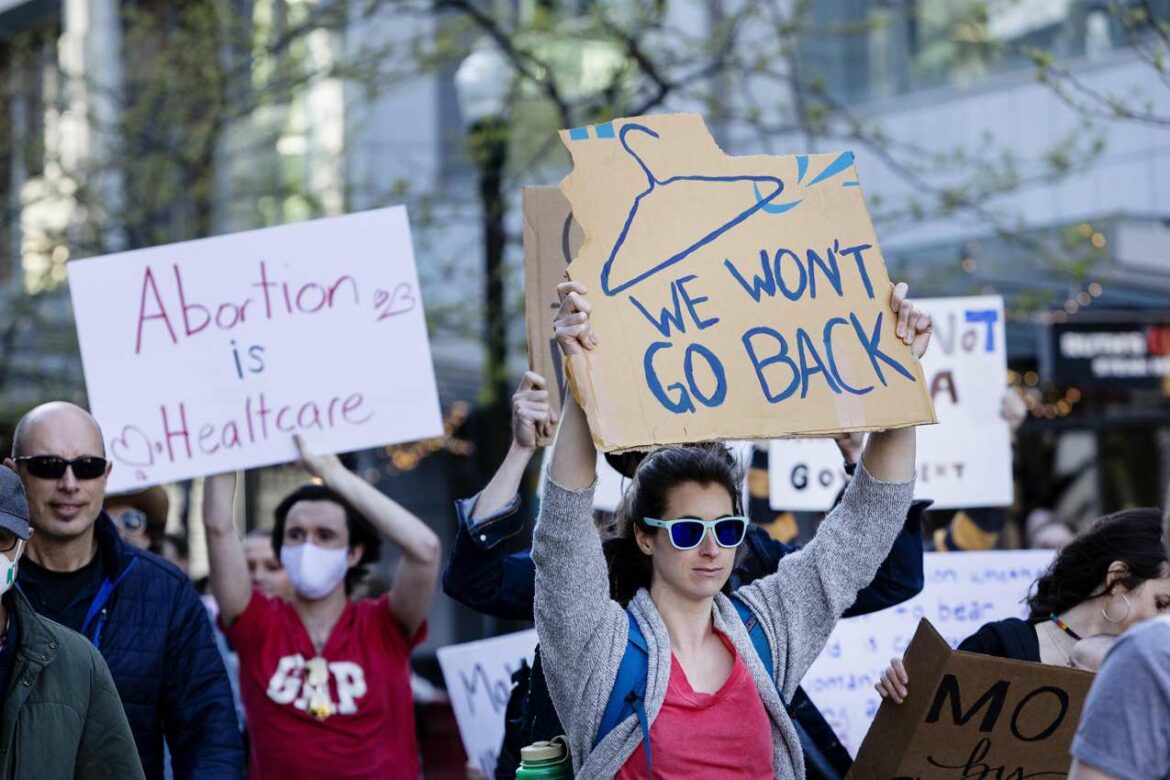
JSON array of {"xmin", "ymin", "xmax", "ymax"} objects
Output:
[{"xmin": 110, "ymin": 425, "xmax": 156, "ymax": 468}]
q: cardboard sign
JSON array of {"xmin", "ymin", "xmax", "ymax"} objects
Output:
[
  {"xmin": 558, "ymin": 114, "xmax": 936, "ymax": 452},
  {"xmin": 802, "ymin": 549, "xmax": 1057, "ymax": 754},
  {"xmin": 770, "ymin": 296, "xmax": 1011, "ymax": 510},
  {"xmin": 68, "ymin": 207, "xmax": 443, "ymax": 492},
  {"xmin": 522, "ymin": 186, "xmax": 584, "ymax": 432},
  {"xmin": 436, "ymin": 629, "xmax": 538, "ymax": 777},
  {"xmin": 847, "ymin": 619, "xmax": 1092, "ymax": 779}
]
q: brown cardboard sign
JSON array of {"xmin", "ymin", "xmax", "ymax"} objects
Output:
[
  {"xmin": 522, "ymin": 186, "xmax": 584, "ymax": 436},
  {"xmin": 848, "ymin": 619, "xmax": 1094, "ymax": 780},
  {"xmin": 558, "ymin": 113, "xmax": 936, "ymax": 452}
]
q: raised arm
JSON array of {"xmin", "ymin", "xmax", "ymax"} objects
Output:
[
  {"xmin": 296, "ymin": 435, "xmax": 440, "ymax": 637},
  {"xmin": 857, "ymin": 282, "xmax": 930, "ymax": 483},
  {"xmin": 843, "ymin": 499, "xmax": 928, "ymax": 617},
  {"xmin": 548, "ymin": 281, "xmax": 599, "ymax": 490},
  {"xmin": 532, "ymin": 282, "xmax": 626, "ymax": 738},
  {"xmin": 733, "ymin": 282, "xmax": 931, "ymax": 698},
  {"xmin": 442, "ymin": 371, "xmax": 556, "ymax": 621},
  {"xmin": 202, "ymin": 472, "xmax": 253, "ymax": 625},
  {"xmin": 475, "ymin": 370, "xmax": 556, "ymax": 520}
]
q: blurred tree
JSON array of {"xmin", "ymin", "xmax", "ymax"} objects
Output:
[{"xmin": 0, "ymin": 0, "xmax": 1147, "ymax": 426}]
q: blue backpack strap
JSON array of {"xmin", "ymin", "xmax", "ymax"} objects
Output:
[
  {"xmin": 731, "ymin": 596, "xmax": 781, "ymax": 702},
  {"xmin": 733, "ymin": 599, "xmax": 842, "ymax": 777},
  {"xmin": 596, "ymin": 611, "xmax": 653, "ymax": 776}
]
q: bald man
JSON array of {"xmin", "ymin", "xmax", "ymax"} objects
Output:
[{"xmin": 6, "ymin": 402, "xmax": 243, "ymax": 780}]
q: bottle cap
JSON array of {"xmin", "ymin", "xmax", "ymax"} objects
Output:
[{"xmin": 520, "ymin": 740, "xmax": 566, "ymax": 763}]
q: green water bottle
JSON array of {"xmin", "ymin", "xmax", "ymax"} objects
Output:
[{"xmin": 514, "ymin": 736, "xmax": 573, "ymax": 779}]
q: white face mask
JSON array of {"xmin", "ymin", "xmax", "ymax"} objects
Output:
[
  {"xmin": 279, "ymin": 542, "xmax": 349, "ymax": 600},
  {"xmin": 0, "ymin": 540, "xmax": 23, "ymax": 597}
]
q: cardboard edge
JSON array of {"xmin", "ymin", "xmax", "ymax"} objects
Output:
[{"xmin": 847, "ymin": 619, "xmax": 954, "ymax": 780}]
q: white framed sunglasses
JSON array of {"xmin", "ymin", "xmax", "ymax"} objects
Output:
[{"xmin": 642, "ymin": 515, "xmax": 749, "ymax": 551}]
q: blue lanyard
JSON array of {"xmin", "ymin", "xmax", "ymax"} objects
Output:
[{"xmin": 80, "ymin": 557, "xmax": 137, "ymax": 648}]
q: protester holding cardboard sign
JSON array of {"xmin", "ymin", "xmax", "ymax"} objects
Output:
[
  {"xmin": 532, "ymin": 279, "xmax": 932, "ymax": 778},
  {"xmin": 443, "ymin": 373, "xmax": 929, "ymax": 779},
  {"xmin": 852, "ymin": 619, "xmax": 1095, "ymax": 780},
  {"xmin": 202, "ymin": 436, "xmax": 441, "ymax": 780},
  {"xmin": 875, "ymin": 508, "xmax": 1170, "ymax": 705}
]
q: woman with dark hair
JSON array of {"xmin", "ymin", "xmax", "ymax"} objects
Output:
[
  {"xmin": 535, "ymin": 280, "xmax": 934, "ymax": 778},
  {"xmin": 877, "ymin": 508, "xmax": 1170, "ymax": 702},
  {"xmin": 1067, "ymin": 506, "xmax": 1170, "ymax": 780},
  {"xmin": 201, "ymin": 435, "xmax": 441, "ymax": 780}
]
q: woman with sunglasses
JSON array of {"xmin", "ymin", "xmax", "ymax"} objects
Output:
[{"xmin": 534, "ymin": 280, "xmax": 933, "ymax": 779}]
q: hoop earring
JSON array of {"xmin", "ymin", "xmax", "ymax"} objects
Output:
[{"xmin": 1101, "ymin": 592, "xmax": 1131, "ymax": 624}]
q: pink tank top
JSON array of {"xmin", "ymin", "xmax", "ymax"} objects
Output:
[{"xmin": 615, "ymin": 633, "xmax": 774, "ymax": 779}]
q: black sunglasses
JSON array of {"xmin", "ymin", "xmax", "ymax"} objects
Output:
[{"xmin": 14, "ymin": 455, "xmax": 108, "ymax": 481}]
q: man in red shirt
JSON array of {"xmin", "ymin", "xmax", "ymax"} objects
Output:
[{"xmin": 202, "ymin": 435, "xmax": 441, "ymax": 780}]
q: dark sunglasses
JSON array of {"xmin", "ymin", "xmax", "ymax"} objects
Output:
[
  {"xmin": 642, "ymin": 515, "xmax": 749, "ymax": 551},
  {"xmin": 14, "ymin": 455, "xmax": 108, "ymax": 481}
]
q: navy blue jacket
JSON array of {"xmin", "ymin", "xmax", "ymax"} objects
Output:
[
  {"xmin": 443, "ymin": 491, "xmax": 929, "ymax": 779},
  {"xmin": 18, "ymin": 514, "xmax": 244, "ymax": 780}
]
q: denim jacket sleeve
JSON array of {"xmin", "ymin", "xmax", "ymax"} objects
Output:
[{"xmin": 441, "ymin": 492, "xmax": 538, "ymax": 622}]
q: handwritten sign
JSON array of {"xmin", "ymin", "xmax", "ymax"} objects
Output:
[
  {"xmin": 770, "ymin": 296, "xmax": 1011, "ymax": 511},
  {"xmin": 767, "ymin": 437, "xmax": 849, "ymax": 511},
  {"xmin": 847, "ymin": 619, "xmax": 1092, "ymax": 779},
  {"xmin": 67, "ymin": 207, "xmax": 443, "ymax": 492},
  {"xmin": 802, "ymin": 550, "xmax": 1056, "ymax": 755},
  {"xmin": 436, "ymin": 629, "xmax": 538, "ymax": 777},
  {"xmin": 558, "ymin": 113, "xmax": 936, "ymax": 451}
]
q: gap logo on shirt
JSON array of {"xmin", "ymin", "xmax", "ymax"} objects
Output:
[{"xmin": 266, "ymin": 654, "xmax": 368, "ymax": 718}]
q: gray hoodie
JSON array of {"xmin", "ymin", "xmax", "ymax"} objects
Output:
[{"xmin": 533, "ymin": 461, "xmax": 914, "ymax": 779}]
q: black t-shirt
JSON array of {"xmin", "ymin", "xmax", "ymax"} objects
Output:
[
  {"xmin": 0, "ymin": 593, "xmax": 20, "ymax": 704},
  {"xmin": 957, "ymin": 617, "xmax": 1042, "ymax": 663},
  {"xmin": 19, "ymin": 546, "xmax": 105, "ymax": 634}
]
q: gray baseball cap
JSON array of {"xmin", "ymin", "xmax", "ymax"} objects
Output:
[{"xmin": 0, "ymin": 467, "xmax": 31, "ymax": 540}]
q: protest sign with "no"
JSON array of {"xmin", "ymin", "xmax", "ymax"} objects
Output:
[
  {"xmin": 68, "ymin": 207, "xmax": 443, "ymax": 491},
  {"xmin": 769, "ymin": 295, "xmax": 1012, "ymax": 511}
]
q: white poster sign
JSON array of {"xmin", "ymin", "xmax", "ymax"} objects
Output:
[
  {"xmin": 770, "ymin": 296, "xmax": 1011, "ymax": 511},
  {"xmin": 767, "ymin": 438, "xmax": 846, "ymax": 511},
  {"xmin": 68, "ymin": 207, "xmax": 443, "ymax": 492},
  {"xmin": 437, "ymin": 629, "xmax": 539, "ymax": 776},
  {"xmin": 802, "ymin": 549, "xmax": 1056, "ymax": 755}
]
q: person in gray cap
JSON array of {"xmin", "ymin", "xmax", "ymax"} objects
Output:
[{"xmin": 0, "ymin": 465, "xmax": 144, "ymax": 779}]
